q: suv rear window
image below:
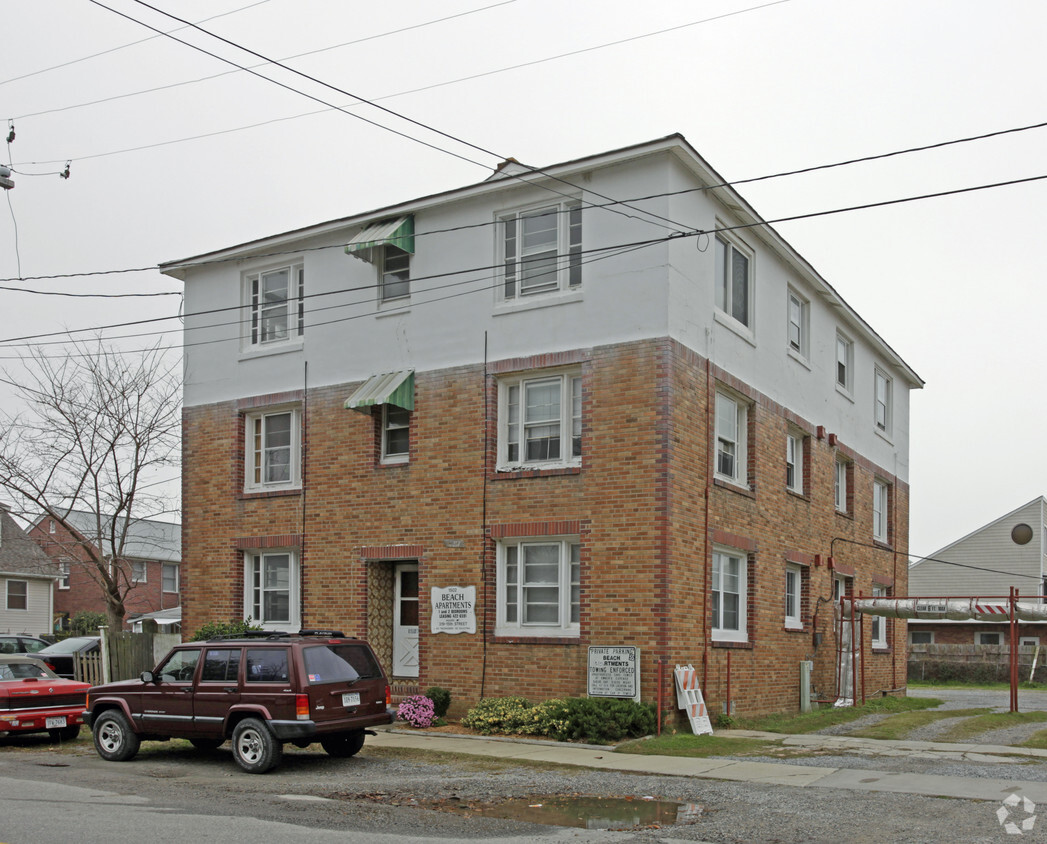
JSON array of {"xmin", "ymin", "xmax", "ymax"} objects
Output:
[{"xmin": 303, "ymin": 644, "xmax": 381, "ymax": 684}]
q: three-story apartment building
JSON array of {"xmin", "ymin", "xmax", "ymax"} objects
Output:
[{"xmin": 164, "ymin": 135, "xmax": 921, "ymax": 716}]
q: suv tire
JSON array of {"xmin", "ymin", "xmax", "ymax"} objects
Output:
[
  {"xmin": 232, "ymin": 717, "xmax": 283, "ymax": 774},
  {"xmin": 93, "ymin": 711, "xmax": 141, "ymax": 762},
  {"xmin": 320, "ymin": 730, "xmax": 366, "ymax": 758}
]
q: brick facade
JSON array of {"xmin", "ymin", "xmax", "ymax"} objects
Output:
[{"xmin": 182, "ymin": 337, "xmax": 908, "ymax": 718}]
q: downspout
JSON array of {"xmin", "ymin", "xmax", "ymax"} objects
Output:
[
  {"xmin": 892, "ymin": 549, "xmax": 898, "ymax": 690},
  {"xmin": 479, "ymin": 333, "xmax": 490, "ymax": 699},
  {"xmin": 702, "ymin": 356, "xmax": 712, "ymax": 694},
  {"xmin": 300, "ymin": 361, "xmax": 308, "ymax": 629}
]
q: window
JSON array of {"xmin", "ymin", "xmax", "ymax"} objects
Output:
[
  {"xmin": 786, "ymin": 431, "xmax": 804, "ymax": 494},
  {"xmin": 715, "ymin": 234, "xmax": 752, "ymax": 327},
  {"xmin": 787, "ymin": 290, "xmax": 808, "ymax": 357},
  {"xmin": 58, "ymin": 561, "xmax": 70, "ymax": 590},
  {"xmin": 201, "ymin": 648, "xmax": 241, "ymax": 682},
  {"xmin": 499, "ymin": 371, "xmax": 582, "ymax": 469},
  {"xmin": 48, "ymin": 519, "xmax": 56, "ymax": 534},
  {"xmin": 785, "ymin": 565, "xmax": 803, "ymax": 629},
  {"xmin": 977, "ymin": 632, "xmax": 1002, "ymax": 646},
  {"xmin": 246, "ymin": 264, "xmax": 304, "ymax": 346},
  {"xmin": 246, "ymin": 648, "xmax": 289, "ymax": 682},
  {"xmin": 157, "ymin": 648, "xmax": 201, "ymax": 682},
  {"xmin": 712, "ymin": 548, "xmax": 747, "ymax": 642},
  {"xmin": 162, "ymin": 563, "xmax": 179, "ymax": 593},
  {"xmin": 834, "ymin": 459, "xmax": 849, "ymax": 513},
  {"xmin": 381, "ymin": 405, "xmax": 410, "ymax": 463},
  {"xmin": 245, "ymin": 552, "xmax": 299, "ymax": 630},
  {"xmin": 909, "ymin": 630, "xmax": 933, "ymax": 645},
  {"xmin": 871, "ymin": 585, "xmax": 888, "ymax": 648},
  {"xmin": 497, "ymin": 538, "xmax": 580, "ymax": 637},
  {"xmin": 380, "ymin": 246, "xmax": 410, "ymax": 302},
  {"xmin": 715, "ymin": 392, "xmax": 748, "ymax": 486},
  {"xmin": 873, "ymin": 480, "xmax": 890, "ymax": 543},
  {"xmin": 6, "ymin": 580, "xmax": 27, "ymax": 611},
  {"xmin": 874, "ymin": 368, "xmax": 892, "ymax": 435},
  {"xmin": 500, "ymin": 201, "xmax": 581, "ymax": 300},
  {"xmin": 245, "ymin": 407, "xmax": 301, "ymax": 492},
  {"xmin": 130, "ymin": 561, "xmax": 147, "ymax": 583},
  {"xmin": 836, "ymin": 332, "xmax": 853, "ymax": 392},
  {"xmin": 1021, "ymin": 636, "xmax": 1040, "ymax": 648}
]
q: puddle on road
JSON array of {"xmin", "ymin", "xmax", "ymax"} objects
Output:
[{"xmin": 428, "ymin": 795, "xmax": 701, "ymax": 830}]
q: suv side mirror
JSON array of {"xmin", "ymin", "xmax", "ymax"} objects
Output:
[{"xmin": 140, "ymin": 671, "xmax": 156, "ymax": 683}]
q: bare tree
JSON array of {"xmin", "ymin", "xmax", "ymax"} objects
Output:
[{"xmin": 0, "ymin": 339, "xmax": 180, "ymax": 629}]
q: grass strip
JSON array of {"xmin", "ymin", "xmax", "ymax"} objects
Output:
[
  {"xmin": 934, "ymin": 711, "xmax": 1047, "ymax": 743},
  {"xmin": 845, "ymin": 707, "xmax": 992, "ymax": 740},
  {"xmin": 615, "ymin": 734, "xmax": 780, "ymax": 758},
  {"xmin": 727, "ymin": 694, "xmax": 941, "ymax": 735}
]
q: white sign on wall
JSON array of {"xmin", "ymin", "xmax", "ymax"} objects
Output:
[
  {"xmin": 587, "ymin": 646, "xmax": 640, "ymax": 701},
  {"xmin": 430, "ymin": 586, "xmax": 476, "ymax": 634}
]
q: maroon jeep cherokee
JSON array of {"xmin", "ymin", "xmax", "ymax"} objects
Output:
[{"xmin": 85, "ymin": 631, "xmax": 393, "ymax": 773}]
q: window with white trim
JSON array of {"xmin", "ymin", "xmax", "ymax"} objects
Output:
[
  {"xmin": 162, "ymin": 563, "xmax": 179, "ymax": 593},
  {"xmin": 500, "ymin": 201, "xmax": 581, "ymax": 300},
  {"xmin": 245, "ymin": 264, "xmax": 304, "ymax": 347},
  {"xmin": 379, "ymin": 246, "xmax": 410, "ymax": 302},
  {"xmin": 712, "ymin": 547, "xmax": 748, "ymax": 642},
  {"xmin": 244, "ymin": 551, "xmax": 299, "ymax": 630},
  {"xmin": 785, "ymin": 564, "xmax": 803, "ymax": 629},
  {"xmin": 245, "ymin": 407, "xmax": 301, "ymax": 492},
  {"xmin": 909, "ymin": 630, "xmax": 933, "ymax": 645},
  {"xmin": 497, "ymin": 538, "xmax": 580, "ymax": 637},
  {"xmin": 6, "ymin": 579, "xmax": 27, "ymax": 611},
  {"xmin": 873, "ymin": 479, "xmax": 889, "ymax": 543},
  {"xmin": 836, "ymin": 332, "xmax": 853, "ymax": 392},
  {"xmin": 874, "ymin": 368, "xmax": 892, "ymax": 435},
  {"xmin": 787, "ymin": 289, "xmax": 809, "ymax": 357},
  {"xmin": 58, "ymin": 561, "xmax": 70, "ymax": 590},
  {"xmin": 715, "ymin": 233, "xmax": 752, "ymax": 327},
  {"xmin": 834, "ymin": 458, "xmax": 849, "ymax": 513},
  {"xmin": 786, "ymin": 431, "xmax": 804, "ymax": 494},
  {"xmin": 381, "ymin": 405, "xmax": 410, "ymax": 464},
  {"xmin": 498, "ymin": 371, "xmax": 582, "ymax": 470},
  {"xmin": 871, "ymin": 584, "xmax": 888, "ymax": 648},
  {"xmin": 130, "ymin": 560, "xmax": 147, "ymax": 583},
  {"xmin": 715, "ymin": 391, "xmax": 748, "ymax": 486},
  {"xmin": 976, "ymin": 631, "xmax": 1001, "ymax": 646}
]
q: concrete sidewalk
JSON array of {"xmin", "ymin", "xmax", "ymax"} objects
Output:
[{"xmin": 370, "ymin": 727, "xmax": 1047, "ymax": 804}]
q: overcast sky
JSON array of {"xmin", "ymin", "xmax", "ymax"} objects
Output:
[{"xmin": 2, "ymin": 0, "xmax": 1045, "ymax": 558}]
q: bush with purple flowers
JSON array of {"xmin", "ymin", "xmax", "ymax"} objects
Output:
[{"xmin": 396, "ymin": 694, "xmax": 436, "ymax": 728}]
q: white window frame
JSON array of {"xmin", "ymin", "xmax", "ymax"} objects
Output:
[
  {"xmin": 871, "ymin": 585, "xmax": 888, "ymax": 648},
  {"xmin": 834, "ymin": 458, "xmax": 849, "ymax": 513},
  {"xmin": 498, "ymin": 371, "xmax": 582, "ymax": 470},
  {"xmin": 1021, "ymin": 636, "xmax": 1040, "ymax": 648},
  {"xmin": 499, "ymin": 200, "xmax": 582, "ymax": 301},
  {"xmin": 874, "ymin": 367, "xmax": 893, "ymax": 436},
  {"xmin": 909, "ymin": 630, "xmax": 934, "ymax": 645},
  {"xmin": 835, "ymin": 331, "xmax": 854, "ymax": 393},
  {"xmin": 379, "ymin": 246, "xmax": 410, "ymax": 303},
  {"xmin": 787, "ymin": 289, "xmax": 809, "ymax": 358},
  {"xmin": 873, "ymin": 479, "xmax": 889, "ymax": 543},
  {"xmin": 130, "ymin": 560, "xmax": 147, "ymax": 583},
  {"xmin": 244, "ymin": 406, "xmax": 302, "ymax": 492},
  {"xmin": 711, "ymin": 547, "xmax": 748, "ymax": 643},
  {"xmin": 162, "ymin": 563, "xmax": 179, "ymax": 593},
  {"xmin": 6, "ymin": 579, "xmax": 27, "ymax": 611},
  {"xmin": 714, "ymin": 232, "xmax": 753, "ymax": 329},
  {"xmin": 496, "ymin": 537, "xmax": 580, "ymax": 638},
  {"xmin": 786, "ymin": 431, "xmax": 804, "ymax": 494},
  {"xmin": 715, "ymin": 391, "xmax": 748, "ymax": 486},
  {"xmin": 785, "ymin": 564, "xmax": 803, "ymax": 630},
  {"xmin": 58, "ymin": 561, "xmax": 70, "ymax": 590},
  {"xmin": 244, "ymin": 263, "xmax": 304, "ymax": 348},
  {"xmin": 381, "ymin": 404, "xmax": 410, "ymax": 464},
  {"xmin": 244, "ymin": 551, "xmax": 300, "ymax": 631},
  {"xmin": 976, "ymin": 631, "xmax": 1002, "ymax": 646}
]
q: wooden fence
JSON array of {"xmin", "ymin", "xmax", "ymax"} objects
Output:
[
  {"xmin": 908, "ymin": 643, "xmax": 1047, "ymax": 684},
  {"xmin": 76, "ymin": 631, "xmax": 181, "ymax": 684}
]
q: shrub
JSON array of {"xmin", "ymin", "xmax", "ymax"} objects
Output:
[
  {"xmin": 69, "ymin": 611, "xmax": 107, "ymax": 636},
  {"xmin": 397, "ymin": 695, "xmax": 436, "ymax": 728},
  {"xmin": 461, "ymin": 696, "xmax": 655, "ymax": 743},
  {"xmin": 425, "ymin": 686, "xmax": 452, "ymax": 718},
  {"xmin": 461, "ymin": 696, "xmax": 537, "ymax": 734},
  {"xmin": 189, "ymin": 618, "xmax": 263, "ymax": 642}
]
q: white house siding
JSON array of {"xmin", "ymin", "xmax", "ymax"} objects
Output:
[
  {"xmin": 0, "ymin": 575, "xmax": 53, "ymax": 637},
  {"xmin": 909, "ymin": 498, "xmax": 1047, "ymax": 598}
]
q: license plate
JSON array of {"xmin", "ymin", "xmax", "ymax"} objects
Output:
[
  {"xmin": 341, "ymin": 692, "xmax": 360, "ymax": 707},
  {"xmin": 45, "ymin": 717, "xmax": 67, "ymax": 729}
]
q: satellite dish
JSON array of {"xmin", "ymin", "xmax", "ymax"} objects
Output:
[{"xmin": 1011, "ymin": 523, "xmax": 1034, "ymax": 545}]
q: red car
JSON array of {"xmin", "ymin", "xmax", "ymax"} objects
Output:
[{"xmin": 0, "ymin": 655, "xmax": 90, "ymax": 741}]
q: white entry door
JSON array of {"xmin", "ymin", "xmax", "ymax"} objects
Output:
[{"xmin": 393, "ymin": 563, "xmax": 419, "ymax": 677}]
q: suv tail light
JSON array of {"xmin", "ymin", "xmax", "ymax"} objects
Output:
[{"xmin": 295, "ymin": 694, "xmax": 309, "ymax": 721}]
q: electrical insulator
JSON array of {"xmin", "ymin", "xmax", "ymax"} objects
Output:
[{"xmin": 0, "ymin": 164, "xmax": 13, "ymax": 191}]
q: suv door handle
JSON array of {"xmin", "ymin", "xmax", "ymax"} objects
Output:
[{"xmin": 223, "ymin": 687, "xmax": 237, "ymax": 693}]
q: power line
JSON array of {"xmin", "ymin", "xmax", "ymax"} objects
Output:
[{"xmin": 0, "ymin": 284, "xmax": 181, "ymax": 298}]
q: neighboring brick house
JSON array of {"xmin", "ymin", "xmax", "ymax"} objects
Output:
[
  {"xmin": 908, "ymin": 497, "xmax": 1047, "ymax": 648},
  {"xmin": 162, "ymin": 134, "xmax": 921, "ymax": 716},
  {"xmin": 0, "ymin": 503, "xmax": 60, "ymax": 637},
  {"xmin": 29, "ymin": 511, "xmax": 180, "ymax": 629}
]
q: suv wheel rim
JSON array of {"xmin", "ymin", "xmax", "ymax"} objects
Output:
[
  {"xmin": 99, "ymin": 720, "xmax": 122, "ymax": 752},
  {"xmin": 237, "ymin": 728, "xmax": 262, "ymax": 763}
]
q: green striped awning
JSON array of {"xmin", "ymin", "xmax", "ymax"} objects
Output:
[
  {"xmin": 344, "ymin": 215, "xmax": 414, "ymax": 258},
  {"xmin": 344, "ymin": 370, "xmax": 414, "ymax": 413}
]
